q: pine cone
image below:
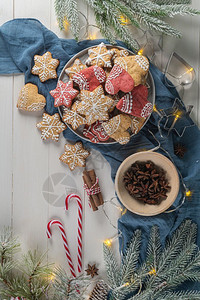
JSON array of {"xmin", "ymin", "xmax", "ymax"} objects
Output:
[{"xmin": 88, "ymin": 281, "xmax": 109, "ymax": 300}]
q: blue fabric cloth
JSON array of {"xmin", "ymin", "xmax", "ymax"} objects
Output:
[{"xmin": 1, "ymin": 18, "xmax": 200, "ymax": 292}]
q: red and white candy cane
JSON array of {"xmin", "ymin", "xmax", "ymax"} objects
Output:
[
  {"xmin": 65, "ymin": 193, "xmax": 83, "ymax": 273},
  {"xmin": 47, "ymin": 219, "xmax": 76, "ymax": 278}
]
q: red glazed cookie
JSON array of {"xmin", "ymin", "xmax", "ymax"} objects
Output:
[
  {"xmin": 83, "ymin": 125, "xmax": 99, "ymax": 143},
  {"xmin": 116, "ymin": 85, "xmax": 153, "ymax": 118},
  {"xmin": 50, "ymin": 80, "xmax": 79, "ymax": 108},
  {"xmin": 105, "ymin": 64, "xmax": 134, "ymax": 95},
  {"xmin": 91, "ymin": 121, "xmax": 110, "ymax": 142},
  {"xmin": 73, "ymin": 66, "xmax": 106, "ymax": 92}
]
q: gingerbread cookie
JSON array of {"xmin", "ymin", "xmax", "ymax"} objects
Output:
[
  {"xmin": 59, "ymin": 142, "xmax": 90, "ymax": 171},
  {"xmin": 73, "ymin": 66, "xmax": 106, "ymax": 92},
  {"xmin": 91, "ymin": 121, "xmax": 110, "ymax": 142},
  {"xmin": 114, "ymin": 55, "xmax": 149, "ymax": 86},
  {"xmin": 65, "ymin": 59, "xmax": 86, "ymax": 79},
  {"xmin": 109, "ymin": 94, "xmax": 120, "ymax": 112},
  {"xmin": 105, "ymin": 64, "xmax": 134, "ymax": 95},
  {"xmin": 50, "ymin": 80, "xmax": 79, "ymax": 108},
  {"xmin": 83, "ymin": 125, "xmax": 99, "ymax": 143},
  {"xmin": 116, "ymin": 85, "xmax": 152, "ymax": 118},
  {"xmin": 17, "ymin": 83, "xmax": 46, "ymax": 111},
  {"xmin": 130, "ymin": 116, "xmax": 146, "ymax": 135},
  {"xmin": 102, "ymin": 114, "xmax": 132, "ymax": 145},
  {"xmin": 77, "ymin": 85, "xmax": 114, "ymax": 125},
  {"xmin": 36, "ymin": 113, "xmax": 66, "ymax": 141},
  {"xmin": 86, "ymin": 43, "xmax": 113, "ymax": 68},
  {"xmin": 31, "ymin": 51, "xmax": 59, "ymax": 82},
  {"xmin": 111, "ymin": 48, "xmax": 129, "ymax": 60},
  {"xmin": 62, "ymin": 107, "xmax": 87, "ymax": 130}
]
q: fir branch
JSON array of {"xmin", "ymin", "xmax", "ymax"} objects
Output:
[
  {"xmin": 103, "ymin": 243, "xmax": 121, "ymax": 288},
  {"xmin": 53, "ymin": 267, "xmax": 90, "ymax": 299},
  {"xmin": 157, "ymin": 219, "xmax": 195, "ymax": 272},
  {"xmin": 54, "ymin": 0, "xmax": 80, "ymax": 39},
  {"xmin": 156, "ymin": 290, "xmax": 200, "ymax": 300},
  {"xmin": 121, "ymin": 229, "xmax": 141, "ymax": 283},
  {"xmin": 152, "ymin": 0, "xmax": 191, "ymax": 4},
  {"xmin": 146, "ymin": 226, "xmax": 161, "ymax": 271}
]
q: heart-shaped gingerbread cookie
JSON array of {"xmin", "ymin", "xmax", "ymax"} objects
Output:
[{"xmin": 17, "ymin": 83, "xmax": 46, "ymax": 111}]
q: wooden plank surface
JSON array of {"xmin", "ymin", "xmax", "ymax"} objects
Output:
[
  {"xmin": 0, "ymin": 0, "xmax": 200, "ymax": 283},
  {"xmin": 0, "ymin": 0, "xmax": 13, "ymax": 228}
]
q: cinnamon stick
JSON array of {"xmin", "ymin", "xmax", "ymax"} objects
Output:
[
  {"xmin": 88, "ymin": 169, "xmax": 104, "ymax": 205},
  {"xmin": 83, "ymin": 170, "xmax": 101, "ymax": 207},
  {"xmin": 82, "ymin": 174, "xmax": 98, "ymax": 211}
]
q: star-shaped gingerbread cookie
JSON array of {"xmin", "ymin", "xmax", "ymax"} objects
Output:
[
  {"xmin": 31, "ymin": 51, "xmax": 59, "ymax": 82},
  {"xmin": 59, "ymin": 142, "xmax": 90, "ymax": 171},
  {"xmin": 86, "ymin": 43, "xmax": 113, "ymax": 68},
  {"xmin": 65, "ymin": 59, "xmax": 86, "ymax": 79},
  {"xmin": 50, "ymin": 80, "xmax": 79, "ymax": 108},
  {"xmin": 77, "ymin": 85, "xmax": 114, "ymax": 125},
  {"xmin": 36, "ymin": 113, "xmax": 66, "ymax": 141},
  {"xmin": 62, "ymin": 107, "xmax": 87, "ymax": 130}
]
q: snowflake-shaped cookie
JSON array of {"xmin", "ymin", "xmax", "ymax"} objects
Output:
[
  {"xmin": 31, "ymin": 51, "xmax": 59, "ymax": 82},
  {"xmin": 65, "ymin": 59, "xmax": 86, "ymax": 79},
  {"xmin": 86, "ymin": 43, "xmax": 113, "ymax": 68},
  {"xmin": 50, "ymin": 80, "xmax": 79, "ymax": 108},
  {"xmin": 62, "ymin": 107, "xmax": 87, "ymax": 130},
  {"xmin": 77, "ymin": 85, "xmax": 114, "ymax": 125},
  {"xmin": 102, "ymin": 114, "xmax": 132, "ymax": 145},
  {"xmin": 36, "ymin": 113, "xmax": 66, "ymax": 141},
  {"xmin": 59, "ymin": 142, "xmax": 90, "ymax": 171}
]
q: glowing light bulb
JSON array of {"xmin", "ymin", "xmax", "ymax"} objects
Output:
[
  {"xmin": 186, "ymin": 67, "xmax": 194, "ymax": 74},
  {"xmin": 173, "ymin": 110, "xmax": 182, "ymax": 121},
  {"xmin": 49, "ymin": 273, "xmax": 56, "ymax": 282},
  {"xmin": 186, "ymin": 190, "xmax": 192, "ymax": 197},
  {"xmin": 124, "ymin": 282, "xmax": 130, "ymax": 286},
  {"xmin": 119, "ymin": 15, "xmax": 129, "ymax": 25},
  {"xmin": 121, "ymin": 208, "xmax": 127, "ymax": 216},
  {"xmin": 88, "ymin": 33, "xmax": 97, "ymax": 40},
  {"xmin": 62, "ymin": 17, "xmax": 69, "ymax": 31},
  {"xmin": 153, "ymin": 105, "xmax": 157, "ymax": 112},
  {"xmin": 137, "ymin": 48, "xmax": 144, "ymax": 56},
  {"xmin": 149, "ymin": 269, "xmax": 157, "ymax": 275},
  {"xmin": 104, "ymin": 239, "xmax": 112, "ymax": 247}
]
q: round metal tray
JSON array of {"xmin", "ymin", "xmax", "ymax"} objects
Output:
[{"xmin": 58, "ymin": 44, "xmax": 155, "ymax": 144}]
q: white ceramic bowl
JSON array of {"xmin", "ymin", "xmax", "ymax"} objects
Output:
[{"xmin": 115, "ymin": 151, "xmax": 180, "ymax": 216}]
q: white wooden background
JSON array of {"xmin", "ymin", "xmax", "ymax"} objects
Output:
[{"xmin": 0, "ymin": 0, "xmax": 200, "ymax": 290}]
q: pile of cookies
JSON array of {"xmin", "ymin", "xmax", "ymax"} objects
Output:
[{"xmin": 53, "ymin": 42, "xmax": 153, "ymax": 145}]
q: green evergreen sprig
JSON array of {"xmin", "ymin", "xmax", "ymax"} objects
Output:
[
  {"xmin": 54, "ymin": 0, "xmax": 200, "ymax": 51},
  {"xmin": 104, "ymin": 219, "xmax": 200, "ymax": 300}
]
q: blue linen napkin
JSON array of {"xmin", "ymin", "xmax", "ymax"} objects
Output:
[{"xmin": 1, "ymin": 18, "xmax": 200, "ymax": 292}]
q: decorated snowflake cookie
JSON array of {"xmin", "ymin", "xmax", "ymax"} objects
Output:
[
  {"xmin": 65, "ymin": 59, "xmax": 86, "ymax": 79},
  {"xmin": 59, "ymin": 142, "xmax": 90, "ymax": 171},
  {"xmin": 17, "ymin": 83, "xmax": 46, "ymax": 111},
  {"xmin": 77, "ymin": 85, "xmax": 114, "ymax": 125},
  {"xmin": 36, "ymin": 113, "xmax": 67, "ymax": 141},
  {"xmin": 111, "ymin": 48, "xmax": 129, "ymax": 60},
  {"xmin": 102, "ymin": 114, "xmax": 132, "ymax": 145},
  {"xmin": 62, "ymin": 107, "xmax": 87, "ymax": 130},
  {"xmin": 86, "ymin": 43, "xmax": 113, "ymax": 68},
  {"xmin": 31, "ymin": 51, "xmax": 59, "ymax": 82},
  {"xmin": 50, "ymin": 80, "xmax": 79, "ymax": 108},
  {"xmin": 116, "ymin": 85, "xmax": 152, "ymax": 118}
]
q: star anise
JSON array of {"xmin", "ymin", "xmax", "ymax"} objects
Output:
[
  {"xmin": 123, "ymin": 161, "xmax": 171, "ymax": 205},
  {"xmin": 85, "ymin": 264, "xmax": 99, "ymax": 278},
  {"xmin": 174, "ymin": 143, "xmax": 187, "ymax": 158}
]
